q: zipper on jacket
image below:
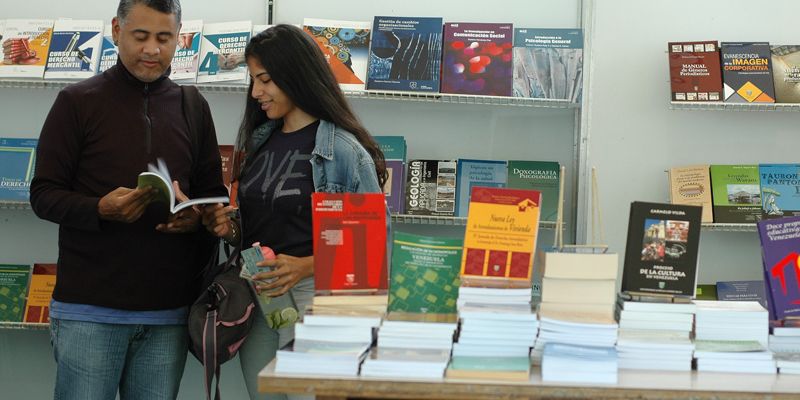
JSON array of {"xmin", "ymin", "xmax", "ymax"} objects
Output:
[{"xmin": 143, "ymin": 83, "xmax": 152, "ymax": 156}]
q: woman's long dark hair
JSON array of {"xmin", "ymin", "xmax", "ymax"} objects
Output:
[{"xmin": 232, "ymin": 24, "xmax": 387, "ymax": 189}]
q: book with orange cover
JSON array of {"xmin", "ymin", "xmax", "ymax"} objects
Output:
[
  {"xmin": 459, "ymin": 187, "xmax": 541, "ymax": 288},
  {"xmin": 23, "ymin": 263, "xmax": 56, "ymax": 323}
]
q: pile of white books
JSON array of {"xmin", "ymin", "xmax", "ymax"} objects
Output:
[
  {"xmin": 694, "ymin": 300, "xmax": 769, "ymax": 345},
  {"xmin": 361, "ymin": 319, "xmax": 456, "ymax": 379},
  {"xmin": 770, "ymin": 326, "xmax": 800, "ymax": 374},
  {"xmin": 541, "ymin": 342, "xmax": 618, "ymax": 384},
  {"xmin": 694, "ymin": 339, "xmax": 776, "ymax": 374},
  {"xmin": 534, "ymin": 317, "xmax": 618, "ymax": 365},
  {"xmin": 615, "ymin": 299, "xmax": 696, "ymax": 371}
]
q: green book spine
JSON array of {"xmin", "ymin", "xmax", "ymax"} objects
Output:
[
  {"xmin": 709, "ymin": 165, "xmax": 761, "ymax": 223},
  {"xmin": 0, "ymin": 264, "xmax": 31, "ymax": 322},
  {"xmin": 506, "ymin": 161, "xmax": 560, "ymax": 222}
]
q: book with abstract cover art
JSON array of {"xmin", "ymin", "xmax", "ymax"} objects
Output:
[
  {"xmin": 455, "ymin": 159, "xmax": 507, "ymax": 217},
  {"xmin": 721, "ymin": 42, "xmax": 776, "ymax": 103},
  {"xmin": 0, "ymin": 19, "xmax": 54, "ymax": 78},
  {"xmin": 366, "ymin": 16, "xmax": 443, "ymax": 93},
  {"xmin": 97, "ymin": 25, "xmax": 118, "ymax": 74},
  {"xmin": 0, "ymin": 138, "xmax": 38, "ymax": 202},
  {"xmin": 0, "ymin": 264, "xmax": 31, "ymax": 322},
  {"xmin": 506, "ymin": 160, "xmax": 560, "ymax": 222},
  {"xmin": 441, "ymin": 22, "xmax": 513, "ymax": 96},
  {"xmin": 170, "ymin": 20, "xmax": 203, "ymax": 83},
  {"xmin": 668, "ymin": 165, "xmax": 713, "ymax": 223},
  {"xmin": 312, "ymin": 192, "xmax": 388, "ymax": 295},
  {"xmin": 196, "ymin": 21, "xmax": 251, "ymax": 84},
  {"xmin": 514, "ymin": 28, "xmax": 583, "ymax": 102},
  {"xmin": 771, "ymin": 45, "xmax": 800, "ymax": 103},
  {"xmin": 759, "ymin": 164, "xmax": 800, "ymax": 220},
  {"xmin": 710, "ymin": 165, "xmax": 762, "ymax": 223},
  {"xmin": 388, "ymin": 232, "xmax": 462, "ymax": 314},
  {"xmin": 460, "ymin": 187, "xmax": 541, "ymax": 288},
  {"xmin": 622, "ymin": 202, "xmax": 702, "ymax": 297},
  {"xmin": 23, "ymin": 263, "xmax": 56, "ymax": 323},
  {"xmin": 668, "ymin": 41, "xmax": 723, "ymax": 102},
  {"xmin": 303, "ymin": 18, "xmax": 371, "ymax": 91},
  {"xmin": 44, "ymin": 19, "xmax": 103, "ymax": 80},
  {"xmin": 405, "ymin": 160, "xmax": 457, "ymax": 216},
  {"xmin": 757, "ymin": 216, "xmax": 800, "ymax": 320}
]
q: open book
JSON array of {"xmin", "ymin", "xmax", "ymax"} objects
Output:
[{"xmin": 137, "ymin": 158, "xmax": 229, "ymax": 213}]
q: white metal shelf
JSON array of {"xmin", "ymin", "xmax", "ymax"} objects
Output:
[
  {"xmin": 701, "ymin": 223, "xmax": 756, "ymax": 232},
  {"xmin": 0, "ymin": 201, "xmax": 31, "ymax": 210},
  {"xmin": 0, "ymin": 322, "xmax": 48, "ymax": 331},
  {"xmin": 0, "ymin": 79, "xmax": 578, "ymax": 109},
  {"xmin": 670, "ymin": 101, "xmax": 800, "ymax": 112},
  {"xmin": 391, "ymin": 214, "xmax": 559, "ymax": 230}
]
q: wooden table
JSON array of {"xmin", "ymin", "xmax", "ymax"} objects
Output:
[{"xmin": 259, "ymin": 360, "xmax": 800, "ymax": 400}]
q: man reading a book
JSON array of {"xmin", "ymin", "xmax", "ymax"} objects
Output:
[{"xmin": 29, "ymin": 1, "xmax": 226, "ymax": 399}]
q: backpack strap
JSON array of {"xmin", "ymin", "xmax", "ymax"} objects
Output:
[
  {"xmin": 202, "ymin": 309, "xmax": 217, "ymax": 400},
  {"xmin": 181, "ymin": 85, "xmax": 204, "ymax": 183}
]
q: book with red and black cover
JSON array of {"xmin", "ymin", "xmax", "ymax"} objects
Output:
[
  {"xmin": 441, "ymin": 22, "xmax": 514, "ymax": 96},
  {"xmin": 721, "ymin": 42, "xmax": 776, "ymax": 103},
  {"xmin": 668, "ymin": 41, "xmax": 722, "ymax": 102},
  {"xmin": 312, "ymin": 192, "xmax": 388, "ymax": 295}
]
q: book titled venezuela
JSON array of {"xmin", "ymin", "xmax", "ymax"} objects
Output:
[
  {"xmin": 196, "ymin": 21, "xmax": 251, "ymax": 84},
  {"xmin": 23, "ymin": 263, "xmax": 56, "ymax": 323},
  {"xmin": 759, "ymin": 164, "xmax": 800, "ymax": 220},
  {"xmin": 771, "ymin": 45, "xmax": 800, "ymax": 103},
  {"xmin": 170, "ymin": 20, "xmax": 203, "ymax": 83},
  {"xmin": 0, "ymin": 19, "xmax": 54, "ymax": 78},
  {"xmin": 0, "ymin": 264, "xmax": 31, "ymax": 322},
  {"xmin": 513, "ymin": 28, "xmax": 583, "ymax": 102},
  {"xmin": 506, "ymin": 160, "xmax": 560, "ymax": 222},
  {"xmin": 756, "ymin": 216, "xmax": 800, "ymax": 320},
  {"xmin": 303, "ymin": 18, "xmax": 371, "ymax": 91},
  {"xmin": 441, "ymin": 22, "xmax": 514, "ymax": 96},
  {"xmin": 312, "ymin": 192, "xmax": 388, "ymax": 295},
  {"xmin": 455, "ymin": 159, "xmax": 507, "ymax": 217},
  {"xmin": 710, "ymin": 164, "xmax": 762, "ymax": 223},
  {"xmin": 97, "ymin": 25, "xmax": 118, "ymax": 74},
  {"xmin": 405, "ymin": 160, "xmax": 458, "ymax": 216},
  {"xmin": 366, "ymin": 16, "xmax": 443, "ymax": 93},
  {"xmin": 668, "ymin": 41, "xmax": 723, "ymax": 101},
  {"xmin": 388, "ymin": 231, "xmax": 462, "ymax": 314},
  {"xmin": 43, "ymin": 19, "xmax": 103, "ymax": 80},
  {"xmin": 460, "ymin": 187, "xmax": 541, "ymax": 289},
  {"xmin": 0, "ymin": 138, "xmax": 38, "ymax": 202},
  {"xmin": 622, "ymin": 202, "xmax": 702, "ymax": 297},
  {"xmin": 721, "ymin": 42, "xmax": 776, "ymax": 103}
]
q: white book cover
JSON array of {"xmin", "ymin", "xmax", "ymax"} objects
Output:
[
  {"xmin": 170, "ymin": 19, "xmax": 202, "ymax": 83},
  {"xmin": 97, "ymin": 25, "xmax": 118, "ymax": 74},
  {"xmin": 0, "ymin": 19, "xmax": 54, "ymax": 78},
  {"xmin": 302, "ymin": 18, "xmax": 371, "ymax": 91},
  {"xmin": 196, "ymin": 21, "xmax": 251, "ymax": 84},
  {"xmin": 44, "ymin": 19, "xmax": 103, "ymax": 80},
  {"xmin": 252, "ymin": 24, "xmax": 271, "ymax": 36}
]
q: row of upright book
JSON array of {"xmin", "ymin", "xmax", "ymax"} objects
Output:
[
  {"xmin": 668, "ymin": 40, "xmax": 800, "ymax": 103},
  {"xmin": 0, "ymin": 17, "xmax": 583, "ymax": 99},
  {"xmin": 669, "ymin": 164, "xmax": 800, "ymax": 224}
]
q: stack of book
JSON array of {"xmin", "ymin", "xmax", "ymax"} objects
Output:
[
  {"xmin": 770, "ymin": 324, "xmax": 800, "ymax": 374},
  {"xmin": 693, "ymin": 339, "xmax": 776, "ymax": 374},
  {"xmin": 361, "ymin": 317, "xmax": 456, "ymax": 379},
  {"xmin": 615, "ymin": 297, "xmax": 696, "ymax": 371},
  {"xmin": 541, "ymin": 342, "xmax": 618, "ymax": 384}
]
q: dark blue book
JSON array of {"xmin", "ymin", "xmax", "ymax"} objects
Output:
[
  {"xmin": 0, "ymin": 138, "xmax": 38, "ymax": 202},
  {"xmin": 455, "ymin": 159, "xmax": 507, "ymax": 217},
  {"xmin": 716, "ymin": 280, "xmax": 768, "ymax": 310},
  {"xmin": 367, "ymin": 16, "xmax": 443, "ymax": 93}
]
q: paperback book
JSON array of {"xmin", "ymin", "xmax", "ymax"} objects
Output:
[
  {"xmin": 757, "ymin": 216, "xmax": 800, "ymax": 320},
  {"xmin": 137, "ymin": 158, "xmax": 229, "ymax": 213},
  {"xmin": 44, "ymin": 19, "xmax": 103, "ymax": 80},
  {"xmin": 97, "ymin": 25, "xmax": 118, "ymax": 74},
  {"xmin": 716, "ymin": 280, "xmax": 768, "ymax": 310},
  {"xmin": 303, "ymin": 18, "xmax": 371, "ymax": 91},
  {"xmin": 771, "ymin": 45, "xmax": 800, "ymax": 103},
  {"xmin": 170, "ymin": 20, "xmax": 203, "ymax": 83},
  {"xmin": 506, "ymin": 160, "xmax": 560, "ymax": 222},
  {"xmin": 721, "ymin": 42, "xmax": 775, "ymax": 103},
  {"xmin": 710, "ymin": 164, "xmax": 762, "ymax": 223},
  {"xmin": 514, "ymin": 28, "xmax": 583, "ymax": 101},
  {"xmin": 405, "ymin": 160, "xmax": 457, "ymax": 216},
  {"xmin": 196, "ymin": 21, "xmax": 251, "ymax": 84},
  {"xmin": 0, "ymin": 264, "xmax": 31, "ymax": 322},
  {"xmin": 667, "ymin": 41, "xmax": 723, "ymax": 102},
  {"xmin": 375, "ymin": 136, "xmax": 407, "ymax": 214},
  {"xmin": 622, "ymin": 202, "xmax": 702, "ymax": 297},
  {"xmin": 23, "ymin": 263, "xmax": 56, "ymax": 323},
  {"xmin": 455, "ymin": 159, "xmax": 507, "ymax": 217},
  {"xmin": 388, "ymin": 231, "xmax": 462, "ymax": 314},
  {"xmin": 366, "ymin": 16, "xmax": 443, "ymax": 93},
  {"xmin": 0, "ymin": 138, "xmax": 38, "ymax": 202},
  {"xmin": 759, "ymin": 164, "xmax": 800, "ymax": 220},
  {"xmin": 0, "ymin": 19, "xmax": 54, "ymax": 78},
  {"xmin": 441, "ymin": 22, "xmax": 514, "ymax": 96},
  {"xmin": 668, "ymin": 165, "xmax": 713, "ymax": 223}
]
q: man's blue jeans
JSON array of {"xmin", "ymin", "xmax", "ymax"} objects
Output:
[{"xmin": 50, "ymin": 318, "xmax": 188, "ymax": 400}]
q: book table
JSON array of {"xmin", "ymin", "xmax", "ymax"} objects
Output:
[{"xmin": 259, "ymin": 359, "xmax": 800, "ymax": 400}]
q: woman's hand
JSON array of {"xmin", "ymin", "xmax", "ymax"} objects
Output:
[
  {"xmin": 200, "ymin": 203, "xmax": 238, "ymax": 242},
  {"xmin": 253, "ymin": 255, "xmax": 314, "ymax": 297}
]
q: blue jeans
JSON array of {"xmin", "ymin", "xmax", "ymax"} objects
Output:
[{"xmin": 50, "ymin": 318, "xmax": 188, "ymax": 400}]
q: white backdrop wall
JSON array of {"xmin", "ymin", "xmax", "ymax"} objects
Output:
[
  {"xmin": 0, "ymin": 1, "xmax": 583, "ymax": 399},
  {"xmin": 585, "ymin": 0, "xmax": 800, "ymax": 285}
]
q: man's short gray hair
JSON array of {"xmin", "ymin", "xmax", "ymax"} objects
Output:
[{"xmin": 117, "ymin": 0, "xmax": 182, "ymax": 25}]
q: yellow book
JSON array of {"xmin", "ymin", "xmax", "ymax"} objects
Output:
[{"xmin": 23, "ymin": 263, "xmax": 56, "ymax": 323}]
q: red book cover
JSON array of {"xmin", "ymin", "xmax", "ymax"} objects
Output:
[
  {"xmin": 668, "ymin": 41, "xmax": 723, "ymax": 101},
  {"xmin": 312, "ymin": 193, "xmax": 388, "ymax": 294},
  {"xmin": 23, "ymin": 263, "xmax": 56, "ymax": 323}
]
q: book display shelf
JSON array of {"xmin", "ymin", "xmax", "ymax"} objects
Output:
[{"xmin": 670, "ymin": 101, "xmax": 800, "ymax": 112}]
